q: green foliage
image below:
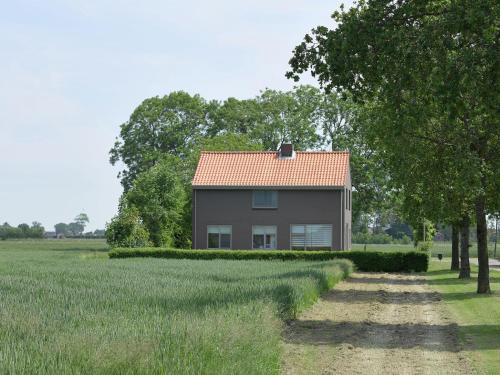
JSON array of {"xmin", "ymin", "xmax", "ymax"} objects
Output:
[
  {"xmin": 54, "ymin": 222, "xmax": 69, "ymax": 236},
  {"xmin": 105, "ymin": 206, "xmax": 151, "ymax": 248},
  {"xmin": 109, "ymin": 91, "xmax": 210, "ymax": 190},
  {"xmin": 352, "ymin": 232, "xmax": 392, "ymax": 244},
  {"xmin": 413, "ymin": 220, "xmax": 436, "ymax": 246},
  {"xmin": 287, "ymin": 0, "xmax": 499, "ymax": 292},
  {"xmin": 67, "ymin": 222, "xmax": 84, "ymax": 236},
  {"xmin": 109, "ymin": 86, "xmax": 392, "ymax": 247},
  {"xmin": 427, "ymin": 262, "xmax": 500, "ymax": 373},
  {"xmin": 109, "ymin": 248, "xmax": 428, "ymax": 272},
  {"xmin": 251, "ymin": 86, "xmax": 322, "ymax": 150},
  {"xmin": 0, "ymin": 222, "xmax": 45, "ymax": 240},
  {"xmin": 74, "ymin": 213, "xmax": 89, "ymax": 227},
  {"xmin": 0, "ymin": 241, "xmax": 351, "ymax": 374}
]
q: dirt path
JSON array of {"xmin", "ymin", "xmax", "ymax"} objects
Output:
[{"xmin": 282, "ymin": 272, "xmax": 475, "ymax": 375}]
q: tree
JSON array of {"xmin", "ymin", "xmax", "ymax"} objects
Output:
[
  {"xmin": 106, "ymin": 206, "xmax": 151, "ymax": 248},
  {"xmin": 54, "ymin": 223, "xmax": 69, "ymax": 237},
  {"xmin": 124, "ymin": 156, "xmax": 187, "ymax": 247},
  {"xmin": 287, "ymin": 0, "xmax": 498, "ymax": 293},
  {"xmin": 75, "ymin": 213, "xmax": 89, "ymax": 227},
  {"xmin": 68, "ymin": 222, "xmax": 84, "ymax": 237},
  {"xmin": 315, "ymin": 93, "xmax": 391, "ymax": 223},
  {"xmin": 17, "ymin": 223, "xmax": 30, "ymax": 237},
  {"xmin": 251, "ymin": 87, "xmax": 321, "ymax": 150},
  {"xmin": 110, "ymin": 91, "xmax": 211, "ymax": 190},
  {"xmin": 459, "ymin": 216, "xmax": 471, "ymax": 279},
  {"xmin": 451, "ymin": 224, "xmax": 460, "ymax": 271},
  {"xmin": 29, "ymin": 222, "xmax": 44, "ymax": 238}
]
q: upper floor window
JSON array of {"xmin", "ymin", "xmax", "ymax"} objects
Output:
[{"xmin": 252, "ymin": 190, "xmax": 278, "ymax": 209}]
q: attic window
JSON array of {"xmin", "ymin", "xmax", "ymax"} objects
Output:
[{"xmin": 279, "ymin": 143, "xmax": 294, "ymax": 158}]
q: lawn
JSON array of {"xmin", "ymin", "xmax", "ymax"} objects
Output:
[
  {"xmin": 0, "ymin": 239, "xmax": 351, "ymax": 375},
  {"xmin": 426, "ymin": 261, "xmax": 500, "ymax": 375}
]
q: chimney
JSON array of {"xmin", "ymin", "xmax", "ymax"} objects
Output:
[{"xmin": 279, "ymin": 143, "xmax": 295, "ymax": 158}]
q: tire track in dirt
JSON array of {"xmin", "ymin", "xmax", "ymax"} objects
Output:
[{"xmin": 282, "ymin": 272, "xmax": 475, "ymax": 375}]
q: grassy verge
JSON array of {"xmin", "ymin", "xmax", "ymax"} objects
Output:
[
  {"xmin": 0, "ymin": 240, "xmax": 351, "ymax": 374},
  {"xmin": 426, "ymin": 261, "xmax": 500, "ymax": 375}
]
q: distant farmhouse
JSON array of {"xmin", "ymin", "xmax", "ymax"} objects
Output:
[
  {"xmin": 44, "ymin": 231, "xmax": 57, "ymax": 239},
  {"xmin": 191, "ymin": 143, "xmax": 352, "ymax": 250}
]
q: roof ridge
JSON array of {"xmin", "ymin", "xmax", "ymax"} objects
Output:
[{"xmin": 200, "ymin": 150, "xmax": 350, "ymax": 154}]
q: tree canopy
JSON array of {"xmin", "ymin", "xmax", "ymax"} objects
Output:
[{"xmin": 287, "ymin": 0, "xmax": 499, "ymax": 293}]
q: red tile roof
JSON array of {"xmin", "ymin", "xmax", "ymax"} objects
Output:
[{"xmin": 192, "ymin": 151, "xmax": 350, "ymax": 188}]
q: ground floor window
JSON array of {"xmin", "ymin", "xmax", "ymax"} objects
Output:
[
  {"xmin": 291, "ymin": 224, "xmax": 332, "ymax": 250},
  {"xmin": 252, "ymin": 225, "xmax": 277, "ymax": 249},
  {"xmin": 207, "ymin": 225, "xmax": 232, "ymax": 249}
]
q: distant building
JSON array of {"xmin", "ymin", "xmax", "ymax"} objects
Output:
[{"xmin": 44, "ymin": 231, "xmax": 57, "ymax": 239}]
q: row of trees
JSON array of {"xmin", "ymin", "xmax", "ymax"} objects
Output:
[
  {"xmin": 0, "ymin": 222, "xmax": 45, "ymax": 240},
  {"xmin": 106, "ymin": 87, "xmax": 389, "ymax": 248},
  {"xmin": 54, "ymin": 213, "xmax": 90, "ymax": 237},
  {"xmin": 287, "ymin": 0, "xmax": 498, "ymax": 293}
]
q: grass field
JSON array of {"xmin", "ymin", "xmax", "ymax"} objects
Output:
[
  {"xmin": 427, "ymin": 261, "xmax": 500, "ymax": 375},
  {"xmin": 0, "ymin": 239, "xmax": 351, "ymax": 374}
]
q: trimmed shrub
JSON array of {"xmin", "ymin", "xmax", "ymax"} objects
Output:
[{"xmin": 109, "ymin": 248, "xmax": 429, "ymax": 272}]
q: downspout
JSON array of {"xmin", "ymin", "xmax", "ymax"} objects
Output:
[
  {"xmin": 193, "ymin": 189, "xmax": 197, "ymax": 249},
  {"xmin": 341, "ymin": 189, "xmax": 344, "ymax": 251}
]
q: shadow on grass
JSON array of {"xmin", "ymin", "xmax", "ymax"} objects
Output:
[
  {"xmin": 284, "ymin": 320, "xmax": 500, "ymax": 351},
  {"xmin": 321, "ymin": 289, "xmax": 441, "ymax": 304},
  {"xmin": 348, "ymin": 277, "xmax": 425, "ymax": 286},
  {"xmin": 440, "ymin": 291, "xmax": 499, "ymax": 300},
  {"xmin": 426, "ymin": 275, "xmax": 500, "ymax": 286},
  {"xmin": 51, "ymin": 247, "xmax": 110, "ymax": 252}
]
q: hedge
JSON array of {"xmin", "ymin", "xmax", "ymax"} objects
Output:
[{"xmin": 109, "ymin": 248, "xmax": 428, "ymax": 272}]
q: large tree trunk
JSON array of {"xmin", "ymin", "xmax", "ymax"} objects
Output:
[
  {"xmin": 459, "ymin": 216, "xmax": 470, "ymax": 279},
  {"xmin": 475, "ymin": 197, "xmax": 491, "ymax": 293},
  {"xmin": 451, "ymin": 224, "xmax": 460, "ymax": 271}
]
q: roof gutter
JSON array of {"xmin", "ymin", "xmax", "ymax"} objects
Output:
[{"xmin": 191, "ymin": 185, "xmax": 346, "ymax": 190}]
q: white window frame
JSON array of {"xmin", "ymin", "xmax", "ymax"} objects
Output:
[
  {"xmin": 290, "ymin": 224, "xmax": 333, "ymax": 250},
  {"xmin": 252, "ymin": 190, "xmax": 278, "ymax": 209},
  {"xmin": 207, "ymin": 225, "xmax": 232, "ymax": 249},
  {"xmin": 252, "ymin": 225, "xmax": 278, "ymax": 250}
]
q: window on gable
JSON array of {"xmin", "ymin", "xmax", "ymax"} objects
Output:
[
  {"xmin": 252, "ymin": 190, "xmax": 278, "ymax": 208},
  {"xmin": 207, "ymin": 225, "xmax": 232, "ymax": 249}
]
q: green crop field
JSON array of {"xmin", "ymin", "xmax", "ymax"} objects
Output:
[{"xmin": 0, "ymin": 239, "xmax": 351, "ymax": 375}]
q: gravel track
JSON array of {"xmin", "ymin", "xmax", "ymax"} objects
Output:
[{"xmin": 282, "ymin": 272, "xmax": 475, "ymax": 375}]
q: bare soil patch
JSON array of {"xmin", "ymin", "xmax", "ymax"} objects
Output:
[{"xmin": 282, "ymin": 272, "xmax": 475, "ymax": 375}]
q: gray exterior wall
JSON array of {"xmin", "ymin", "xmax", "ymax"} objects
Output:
[
  {"xmin": 192, "ymin": 189, "xmax": 350, "ymax": 250},
  {"xmin": 343, "ymin": 168, "xmax": 352, "ymax": 250}
]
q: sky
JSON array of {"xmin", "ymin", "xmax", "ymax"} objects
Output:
[{"xmin": 0, "ymin": 0, "xmax": 352, "ymax": 231}]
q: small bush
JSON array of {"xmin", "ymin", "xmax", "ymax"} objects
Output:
[{"xmin": 109, "ymin": 248, "xmax": 429, "ymax": 272}]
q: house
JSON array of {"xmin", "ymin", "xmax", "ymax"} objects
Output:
[
  {"xmin": 44, "ymin": 231, "xmax": 57, "ymax": 239},
  {"xmin": 191, "ymin": 143, "xmax": 352, "ymax": 250}
]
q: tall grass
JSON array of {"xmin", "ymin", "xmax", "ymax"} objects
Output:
[{"xmin": 0, "ymin": 240, "xmax": 351, "ymax": 374}]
